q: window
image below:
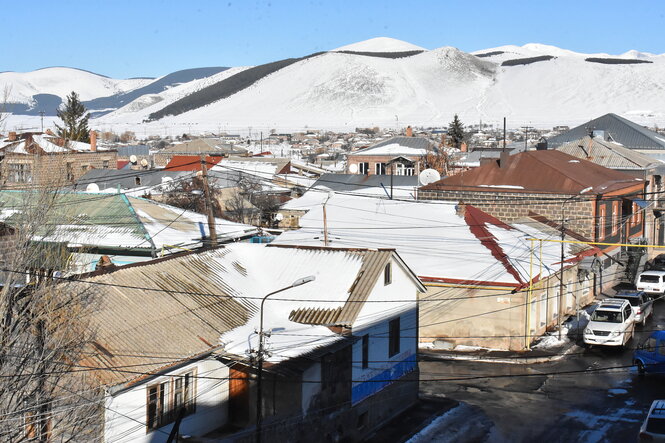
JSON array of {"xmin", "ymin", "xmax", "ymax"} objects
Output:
[
  {"xmin": 358, "ymin": 162, "xmax": 369, "ymax": 175},
  {"xmin": 598, "ymin": 206, "xmax": 606, "ymax": 240},
  {"xmin": 147, "ymin": 382, "xmax": 168, "ymax": 430},
  {"xmin": 146, "ymin": 370, "xmax": 196, "ymax": 432},
  {"xmin": 66, "ymin": 162, "xmax": 74, "ymax": 181},
  {"xmin": 7, "ymin": 163, "xmax": 32, "ymax": 183},
  {"xmin": 375, "ymin": 163, "xmax": 386, "ymax": 175},
  {"xmin": 384, "ymin": 262, "xmax": 392, "ymax": 285},
  {"xmin": 81, "ymin": 164, "xmax": 89, "ymax": 173},
  {"xmin": 611, "ymin": 201, "xmax": 619, "ymax": 236},
  {"xmin": 135, "ymin": 176, "xmax": 142, "ymax": 186},
  {"xmin": 362, "ymin": 334, "xmax": 369, "ymax": 369},
  {"xmin": 102, "ymin": 160, "xmax": 110, "ymax": 169},
  {"xmin": 395, "ymin": 163, "xmax": 414, "ymax": 176},
  {"xmin": 388, "ymin": 317, "xmax": 400, "ymax": 357}
]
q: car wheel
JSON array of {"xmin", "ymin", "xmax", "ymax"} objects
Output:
[{"xmin": 637, "ymin": 360, "xmax": 646, "ymax": 377}]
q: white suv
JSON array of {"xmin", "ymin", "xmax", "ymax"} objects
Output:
[
  {"xmin": 583, "ymin": 298, "xmax": 635, "ymax": 347},
  {"xmin": 637, "ymin": 270, "xmax": 665, "ymax": 296}
]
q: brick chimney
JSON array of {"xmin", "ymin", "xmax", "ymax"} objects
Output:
[
  {"xmin": 90, "ymin": 130, "xmax": 97, "ymax": 152},
  {"xmin": 406, "ymin": 126, "xmax": 413, "ymax": 137},
  {"xmin": 455, "ymin": 201, "xmax": 467, "ymax": 217},
  {"xmin": 8, "ymin": 132, "xmax": 16, "ymax": 141},
  {"xmin": 45, "ymin": 128, "xmax": 54, "ymax": 136}
]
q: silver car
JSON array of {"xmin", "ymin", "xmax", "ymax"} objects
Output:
[{"xmin": 613, "ymin": 290, "xmax": 653, "ymax": 326}]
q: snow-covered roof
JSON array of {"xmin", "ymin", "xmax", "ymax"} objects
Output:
[
  {"xmin": 80, "ymin": 243, "xmax": 423, "ymax": 386},
  {"xmin": 275, "ymin": 194, "xmax": 582, "ymax": 287},
  {"xmin": 349, "ymin": 136, "xmax": 432, "ymax": 157}
]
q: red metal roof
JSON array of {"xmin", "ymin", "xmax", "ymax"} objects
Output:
[
  {"xmin": 165, "ymin": 155, "xmax": 222, "ymax": 171},
  {"xmin": 421, "ymin": 150, "xmax": 644, "ymax": 194}
]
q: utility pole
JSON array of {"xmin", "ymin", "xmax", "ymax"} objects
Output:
[
  {"xmin": 200, "ymin": 155, "xmax": 218, "ymax": 247},
  {"xmin": 503, "ymin": 117, "xmax": 506, "ymax": 151},
  {"xmin": 322, "ymin": 191, "xmax": 333, "ymax": 246},
  {"xmin": 521, "ymin": 125, "xmax": 534, "ymax": 150}
]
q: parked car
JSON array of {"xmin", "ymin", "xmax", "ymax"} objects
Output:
[
  {"xmin": 645, "ymin": 254, "xmax": 665, "ymax": 272},
  {"xmin": 639, "ymin": 399, "xmax": 665, "ymax": 441},
  {"xmin": 613, "ymin": 290, "xmax": 653, "ymax": 326},
  {"xmin": 634, "ymin": 331, "xmax": 665, "ymax": 376},
  {"xmin": 637, "ymin": 271, "xmax": 665, "ymax": 298},
  {"xmin": 583, "ymin": 298, "xmax": 635, "ymax": 347}
]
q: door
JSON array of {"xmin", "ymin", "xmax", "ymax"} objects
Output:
[{"xmin": 229, "ymin": 368, "xmax": 250, "ymax": 425}]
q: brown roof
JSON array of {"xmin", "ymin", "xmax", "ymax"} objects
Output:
[{"xmin": 420, "ymin": 150, "xmax": 644, "ymax": 195}]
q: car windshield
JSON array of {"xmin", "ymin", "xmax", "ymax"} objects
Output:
[
  {"xmin": 614, "ymin": 296, "xmax": 639, "ymax": 306},
  {"xmin": 647, "ymin": 417, "xmax": 665, "ymax": 434},
  {"xmin": 641, "ymin": 275, "xmax": 661, "ymax": 283},
  {"xmin": 591, "ymin": 310, "xmax": 622, "ymax": 323}
]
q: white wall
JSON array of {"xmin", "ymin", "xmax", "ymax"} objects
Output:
[
  {"xmin": 104, "ymin": 358, "xmax": 229, "ymax": 443},
  {"xmin": 351, "ymin": 258, "xmax": 419, "ymax": 404}
]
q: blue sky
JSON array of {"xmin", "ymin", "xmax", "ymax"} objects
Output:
[{"xmin": 5, "ymin": 0, "xmax": 665, "ymax": 78}]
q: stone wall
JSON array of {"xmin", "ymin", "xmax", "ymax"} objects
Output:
[{"xmin": 418, "ymin": 189, "xmax": 596, "ymax": 239}]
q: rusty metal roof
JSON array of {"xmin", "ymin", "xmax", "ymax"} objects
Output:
[
  {"xmin": 556, "ymin": 136, "xmax": 661, "ymax": 171},
  {"xmin": 420, "ymin": 150, "xmax": 644, "ymax": 195}
]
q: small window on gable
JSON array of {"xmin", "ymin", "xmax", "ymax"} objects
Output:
[
  {"xmin": 384, "ymin": 262, "xmax": 392, "ymax": 286},
  {"xmin": 135, "ymin": 176, "xmax": 141, "ymax": 186}
]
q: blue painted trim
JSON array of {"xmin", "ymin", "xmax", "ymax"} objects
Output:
[{"xmin": 351, "ymin": 354, "xmax": 417, "ymax": 405}]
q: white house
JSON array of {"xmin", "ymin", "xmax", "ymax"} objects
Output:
[{"xmin": 76, "ymin": 242, "xmax": 424, "ymax": 442}]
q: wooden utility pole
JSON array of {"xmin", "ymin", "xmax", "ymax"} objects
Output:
[{"xmin": 200, "ymin": 155, "xmax": 218, "ymax": 247}]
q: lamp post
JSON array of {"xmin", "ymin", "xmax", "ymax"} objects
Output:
[
  {"xmin": 558, "ymin": 187, "xmax": 592, "ymax": 340},
  {"xmin": 255, "ymin": 275, "xmax": 316, "ymax": 443}
]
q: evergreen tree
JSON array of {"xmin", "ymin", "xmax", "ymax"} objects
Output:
[
  {"xmin": 55, "ymin": 91, "xmax": 90, "ymax": 143},
  {"xmin": 447, "ymin": 114, "xmax": 465, "ymax": 149}
]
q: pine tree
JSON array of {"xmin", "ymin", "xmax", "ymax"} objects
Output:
[
  {"xmin": 55, "ymin": 91, "xmax": 90, "ymax": 143},
  {"xmin": 447, "ymin": 114, "xmax": 465, "ymax": 149}
]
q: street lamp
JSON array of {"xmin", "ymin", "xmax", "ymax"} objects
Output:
[
  {"xmin": 558, "ymin": 187, "xmax": 593, "ymax": 340},
  {"xmin": 255, "ymin": 275, "xmax": 316, "ymax": 443}
]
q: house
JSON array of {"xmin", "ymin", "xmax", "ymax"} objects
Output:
[
  {"xmin": 0, "ymin": 191, "xmax": 259, "ymax": 272},
  {"xmin": 77, "ymin": 243, "xmax": 424, "ymax": 442},
  {"xmin": 546, "ymin": 113, "xmax": 665, "ymax": 159},
  {"xmin": 274, "ymin": 193, "xmax": 598, "ymax": 351},
  {"xmin": 555, "ymin": 135, "xmax": 665, "ymax": 248},
  {"xmin": 346, "ymin": 136, "xmax": 435, "ymax": 176},
  {"xmin": 419, "ymin": 150, "xmax": 647, "ymax": 290},
  {"xmin": 0, "ymin": 131, "xmax": 117, "ymax": 188},
  {"xmin": 153, "ymin": 138, "xmax": 248, "ymax": 167}
]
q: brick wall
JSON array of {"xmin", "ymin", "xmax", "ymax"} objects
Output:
[
  {"xmin": 1, "ymin": 151, "xmax": 118, "ymax": 188},
  {"xmin": 418, "ymin": 189, "xmax": 596, "ymax": 239}
]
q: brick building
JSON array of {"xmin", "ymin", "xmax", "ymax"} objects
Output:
[
  {"xmin": 0, "ymin": 131, "xmax": 117, "ymax": 188},
  {"xmin": 346, "ymin": 135, "xmax": 434, "ymax": 176},
  {"xmin": 418, "ymin": 150, "xmax": 647, "ymax": 288}
]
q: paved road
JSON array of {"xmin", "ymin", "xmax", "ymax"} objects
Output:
[{"xmin": 418, "ymin": 299, "xmax": 665, "ymax": 442}]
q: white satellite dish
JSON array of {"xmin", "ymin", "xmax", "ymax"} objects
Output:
[
  {"xmin": 86, "ymin": 183, "xmax": 100, "ymax": 192},
  {"xmin": 129, "ymin": 154, "xmax": 138, "ymax": 164},
  {"xmin": 348, "ymin": 163, "xmax": 358, "ymax": 173},
  {"xmin": 418, "ymin": 168, "xmax": 441, "ymax": 186},
  {"xmin": 275, "ymin": 213, "xmax": 284, "ymax": 222},
  {"xmin": 140, "ymin": 158, "xmax": 149, "ymax": 167}
]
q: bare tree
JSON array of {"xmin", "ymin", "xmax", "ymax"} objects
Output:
[
  {"xmin": 225, "ymin": 175, "xmax": 261, "ymax": 225},
  {"xmin": 0, "ymin": 189, "xmax": 103, "ymax": 441},
  {"xmin": 0, "ymin": 85, "xmax": 12, "ymax": 133}
]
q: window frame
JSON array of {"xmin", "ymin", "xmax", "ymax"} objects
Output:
[
  {"xmin": 611, "ymin": 201, "xmax": 619, "ymax": 236},
  {"xmin": 384, "ymin": 262, "xmax": 392, "ymax": 286},
  {"xmin": 146, "ymin": 369, "xmax": 197, "ymax": 433},
  {"xmin": 598, "ymin": 205, "xmax": 606, "ymax": 240}
]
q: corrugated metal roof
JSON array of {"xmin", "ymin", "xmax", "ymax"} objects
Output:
[
  {"xmin": 421, "ymin": 150, "xmax": 644, "ymax": 195},
  {"xmin": 312, "ymin": 173, "xmax": 418, "ymax": 192},
  {"xmin": 556, "ymin": 136, "xmax": 661, "ymax": 170},
  {"xmin": 162, "ymin": 138, "xmax": 247, "ymax": 155},
  {"xmin": 547, "ymin": 113, "xmax": 665, "ymax": 150},
  {"xmin": 73, "ymin": 169, "xmax": 193, "ymax": 190},
  {"xmin": 116, "ymin": 145, "xmax": 150, "ymax": 157},
  {"xmin": 79, "ymin": 244, "xmax": 419, "ymax": 388}
]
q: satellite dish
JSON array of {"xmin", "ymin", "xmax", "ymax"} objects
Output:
[
  {"xmin": 161, "ymin": 177, "xmax": 174, "ymax": 184},
  {"xmin": 86, "ymin": 183, "xmax": 100, "ymax": 192},
  {"xmin": 418, "ymin": 168, "xmax": 441, "ymax": 186},
  {"xmin": 275, "ymin": 213, "xmax": 284, "ymax": 221},
  {"xmin": 129, "ymin": 155, "xmax": 138, "ymax": 164},
  {"xmin": 196, "ymin": 170, "xmax": 203, "ymax": 177},
  {"xmin": 348, "ymin": 163, "xmax": 358, "ymax": 173},
  {"xmin": 140, "ymin": 158, "xmax": 149, "ymax": 167}
]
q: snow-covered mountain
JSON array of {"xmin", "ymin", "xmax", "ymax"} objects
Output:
[{"xmin": 4, "ymin": 38, "xmax": 665, "ymax": 133}]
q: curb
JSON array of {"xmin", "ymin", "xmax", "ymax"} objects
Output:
[{"xmin": 419, "ymin": 343, "xmax": 581, "ymax": 365}]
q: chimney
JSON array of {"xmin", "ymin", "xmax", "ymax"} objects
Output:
[
  {"xmin": 8, "ymin": 132, "xmax": 16, "ymax": 141},
  {"xmin": 455, "ymin": 201, "xmax": 467, "ymax": 217},
  {"xmin": 406, "ymin": 126, "xmax": 413, "ymax": 137},
  {"xmin": 90, "ymin": 130, "xmax": 97, "ymax": 152},
  {"xmin": 45, "ymin": 128, "xmax": 54, "ymax": 136},
  {"xmin": 498, "ymin": 151, "xmax": 511, "ymax": 169}
]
